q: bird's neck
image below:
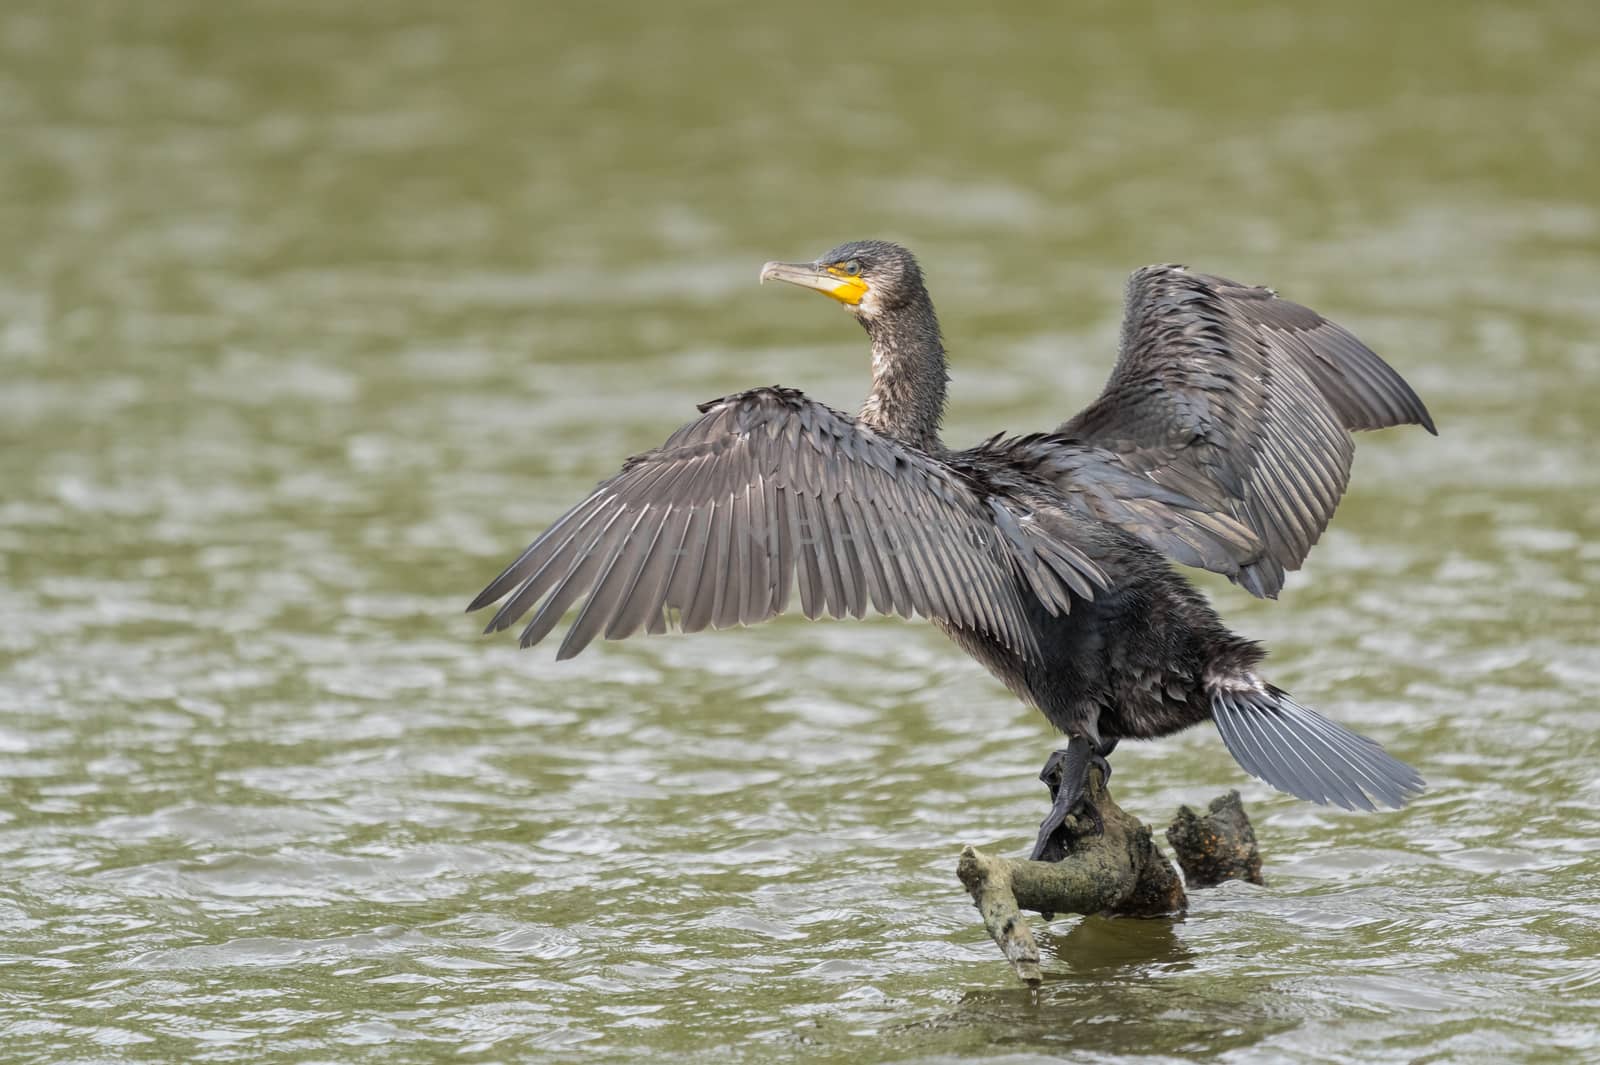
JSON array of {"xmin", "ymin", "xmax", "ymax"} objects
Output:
[{"xmin": 859, "ymin": 296, "xmax": 949, "ymax": 452}]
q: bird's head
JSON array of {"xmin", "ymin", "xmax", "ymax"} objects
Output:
[{"xmin": 759, "ymin": 240, "xmax": 926, "ymax": 323}]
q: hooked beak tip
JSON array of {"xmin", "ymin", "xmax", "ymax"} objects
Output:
[{"xmin": 758, "ymin": 259, "xmax": 868, "ymax": 306}]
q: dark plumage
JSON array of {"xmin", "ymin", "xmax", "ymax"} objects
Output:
[{"xmin": 469, "ymin": 240, "xmax": 1436, "ymax": 857}]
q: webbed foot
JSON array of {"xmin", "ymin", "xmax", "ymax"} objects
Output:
[{"xmin": 1029, "ymin": 736, "xmax": 1116, "ymax": 862}]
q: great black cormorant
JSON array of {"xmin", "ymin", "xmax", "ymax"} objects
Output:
[{"xmin": 468, "ymin": 240, "xmax": 1436, "ymax": 860}]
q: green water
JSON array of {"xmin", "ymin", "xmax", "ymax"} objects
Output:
[{"xmin": 3, "ymin": 2, "xmax": 1597, "ymax": 1062}]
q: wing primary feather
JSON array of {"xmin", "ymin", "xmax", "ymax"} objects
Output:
[
  {"xmin": 825, "ymin": 493, "xmax": 864, "ymax": 618},
  {"xmin": 769, "ymin": 485, "xmax": 795, "ymax": 616},
  {"xmin": 701, "ymin": 499, "xmax": 736, "ymax": 632},
  {"xmin": 741, "ymin": 480, "xmax": 774, "ymax": 624},
  {"xmin": 790, "ymin": 491, "xmax": 825, "ymax": 620},
  {"xmin": 1266, "ymin": 417, "xmax": 1336, "ymax": 517},
  {"xmin": 932, "ymin": 501, "xmax": 994, "ymax": 632},
  {"xmin": 468, "ymin": 493, "xmax": 607, "ymax": 613},
  {"xmin": 669, "ymin": 504, "xmax": 717, "ymax": 631},
  {"xmin": 487, "ymin": 507, "xmax": 610, "ymax": 634},
  {"xmin": 870, "ymin": 499, "xmax": 919, "ymax": 618},
  {"xmin": 913, "ymin": 505, "xmax": 978, "ymax": 631},
  {"xmin": 804, "ymin": 493, "xmax": 847, "ymax": 618},
  {"xmin": 842, "ymin": 488, "xmax": 895, "ymax": 614},
  {"xmin": 1253, "ymin": 440, "xmax": 1319, "ymax": 555},
  {"xmin": 660, "ymin": 504, "xmax": 708, "ymax": 615},
  {"xmin": 606, "ymin": 507, "xmax": 683, "ymax": 640},
  {"xmin": 882, "ymin": 489, "xmax": 946, "ymax": 621},
  {"xmin": 557, "ymin": 508, "xmax": 654, "ymax": 659},
  {"xmin": 518, "ymin": 508, "xmax": 630, "ymax": 649},
  {"xmin": 725, "ymin": 484, "xmax": 755, "ymax": 628}
]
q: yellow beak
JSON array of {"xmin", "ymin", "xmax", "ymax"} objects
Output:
[{"xmin": 759, "ymin": 260, "xmax": 869, "ymax": 306}]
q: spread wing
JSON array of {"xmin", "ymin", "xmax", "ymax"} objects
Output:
[
  {"xmin": 469, "ymin": 387, "xmax": 1108, "ymax": 660},
  {"xmin": 972, "ymin": 433, "xmax": 1267, "ymax": 584},
  {"xmin": 1059, "ymin": 265, "xmax": 1435, "ymax": 597}
]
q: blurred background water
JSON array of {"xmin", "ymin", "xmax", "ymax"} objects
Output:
[{"xmin": 2, "ymin": 1, "xmax": 1598, "ymax": 1062}]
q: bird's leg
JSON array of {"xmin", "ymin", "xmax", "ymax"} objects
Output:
[{"xmin": 1029, "ymin": 736, "xmax": 1118, "ymax": 862}]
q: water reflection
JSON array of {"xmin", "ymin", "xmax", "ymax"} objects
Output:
[
  {"xmin": 939, "ymin": 920, "xmax": 1286, "ymax": 1060},
  {"xmin": 1036, "ymin": 915, "xmax": 1193, "ymax": 978}
]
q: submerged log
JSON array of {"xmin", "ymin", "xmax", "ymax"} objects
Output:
[{"xmin": 956, "ymin": 769, "xmax": 1262, "ymax": 985}]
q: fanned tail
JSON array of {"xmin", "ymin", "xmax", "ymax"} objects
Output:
[{"xmin": 1210, "ymin": 685, "xmax": 1423, "ymax": 810}]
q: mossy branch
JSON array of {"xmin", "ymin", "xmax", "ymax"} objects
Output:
[{"xmin": 957, "ymin": 769, "xmax": 1262, "ymax": 985}]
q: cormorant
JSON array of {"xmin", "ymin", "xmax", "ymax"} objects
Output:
[{"xmin": 468, "ymin": 240, "xmax": 1436, "ymax": 861}]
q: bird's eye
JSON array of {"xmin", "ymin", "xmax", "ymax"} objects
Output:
[{"xmin": 843, "ymin": 259, "xmax": 862, "ymax": 275}]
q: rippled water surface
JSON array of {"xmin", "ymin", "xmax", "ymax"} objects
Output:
[{"xmin": 3, "ymin": 2, "xmax": 1598, "ymax": 1062}]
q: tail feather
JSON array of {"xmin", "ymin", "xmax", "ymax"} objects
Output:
[{"xmin": 1211, "ymin": 686, "xmax": 1423, "ymax": 810}]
